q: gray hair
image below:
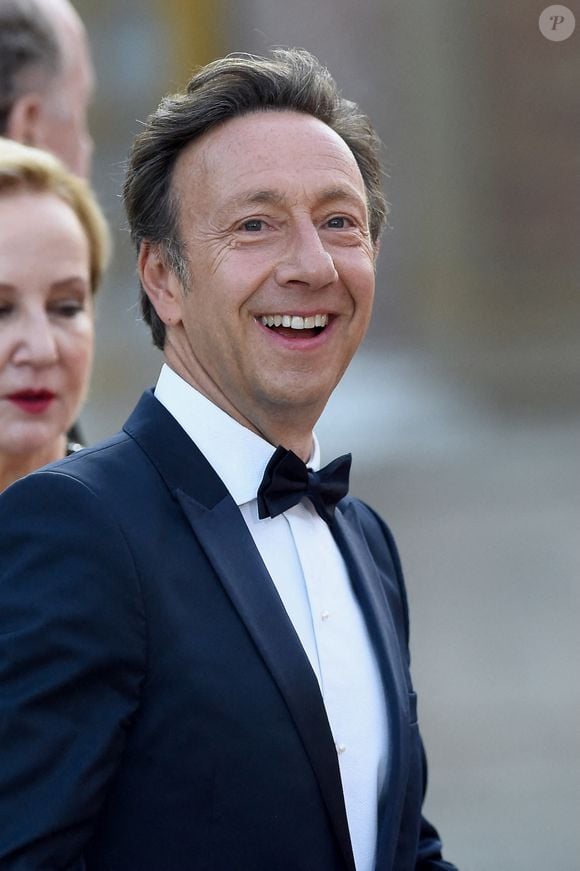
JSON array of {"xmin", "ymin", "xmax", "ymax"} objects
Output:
[{"xmin": 0, "ymin": 0, "xmax": 61, "ymax": 132}]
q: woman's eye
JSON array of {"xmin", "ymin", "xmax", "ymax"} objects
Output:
[
  {"xmin": 51, "ymin": 302, "xmax": 84, "ymax": 318},
  {"xmin": 0, "ymin": 304, "xmax": 13, "ymax": 319},
  {"xmin": 241, "ymin": 219, "xmax": 264, "ymax": 232}
]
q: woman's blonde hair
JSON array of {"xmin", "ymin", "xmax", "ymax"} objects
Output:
[{"xmin": 0, "ymin": 137, "xmax": 111, "ymax": 293}]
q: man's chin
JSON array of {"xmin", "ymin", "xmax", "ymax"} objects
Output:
[{"xmin": 252, "ymin": 381, "xmax": 334, "ymax": 426}]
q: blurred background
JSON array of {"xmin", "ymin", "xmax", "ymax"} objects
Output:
[{"xmin": 74, "ymin": 1, "xmax": 579, "ymax": 867}]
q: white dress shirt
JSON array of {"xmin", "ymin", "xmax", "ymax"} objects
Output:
[{"xmin": 155, "ymin": 364, "xmax": 388, "ymax": 871}]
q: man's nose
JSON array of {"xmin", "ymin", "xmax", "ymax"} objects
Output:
[
  {"xmin": 274, "ymin": 224, "xmax": 338, "ymax": 289},
  {"xmin": 12, "ymin": 313, "xmax": 59, "ymax": 367}
]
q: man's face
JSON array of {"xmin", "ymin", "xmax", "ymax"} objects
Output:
[
  {"xmin": 147, "ymin": 110, "xmax": 376, "ymax": 440},
  {"xmin": 37, "ymin": 10, "xmax": 95, "ymax": 177}
]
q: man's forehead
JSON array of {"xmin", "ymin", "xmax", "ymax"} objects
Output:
[{"xmin": 172, "ymin": 110, "xmax": 365, "ymax": 202}]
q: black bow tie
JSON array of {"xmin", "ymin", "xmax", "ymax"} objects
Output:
[{"xmin": 257, "ymin": 446, "xmax": 351, "ymax": 524}]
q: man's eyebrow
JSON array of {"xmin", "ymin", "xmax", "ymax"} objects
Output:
[
  {"xmin": 222, "ymin": 190, "xmax": 285, "ymax": 211},
  {"xmin": 211, "ymin": 190, "xmax": 283, "ymax": 224},
  {"xmin": 219, "ymin": 186, "xmax": 366, "ymax": 216},
  {"xmin": 315, "ymin": 186, "xmax": 367, "ymax": 209}
]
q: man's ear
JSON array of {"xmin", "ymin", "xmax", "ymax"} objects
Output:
[
  {"xmin": 138, "ymin": 242, "xmax": 184, "ymax": 327},
  {"xmin": 5, "ymin": 93, "xmax": 43, "ymax": 146}
]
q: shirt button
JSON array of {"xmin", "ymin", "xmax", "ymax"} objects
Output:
[
  {"xmin": 321, "ymin": 610, "xmax": 331, "ymax": 621},
  {"xmin": 336, "ymin": 743, "xmax": 347, "ymax": 755}
]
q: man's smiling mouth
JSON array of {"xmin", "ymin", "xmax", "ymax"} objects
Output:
[{"xmin": 259, "ymin": 313, "xmax": 329, "ymax": 330}]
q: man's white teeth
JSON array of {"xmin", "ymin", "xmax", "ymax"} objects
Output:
[{"xmin": 260, "ymin": 314, "xmax": 328, "ymax": 329}]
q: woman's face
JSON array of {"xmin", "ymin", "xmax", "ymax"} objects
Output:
[{"xmin": 0, "ymin": 190, "xmax": 94, "ymax": 459}]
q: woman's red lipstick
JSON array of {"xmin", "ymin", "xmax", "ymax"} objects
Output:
[{"xmin": 8, "ymin": 390, "xmax": 55, "ymax": 414}]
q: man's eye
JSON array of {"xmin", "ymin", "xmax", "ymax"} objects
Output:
[
  {"xmin": 241, "ymin": 219, "xmax": 264, "ymax": 232},
  {"xmin": 326, "ymin": 216, "xmax": 349, "ymax": 229}
]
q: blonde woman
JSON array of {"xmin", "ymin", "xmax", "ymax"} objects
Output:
[{"xmin": 0, "ymin": 138, "xmax": 110, "ymax": 491}]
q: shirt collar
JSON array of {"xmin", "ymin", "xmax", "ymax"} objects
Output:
[{"xmin": 154, "ymin": 364, "xmax": 320, "ymax": 506}]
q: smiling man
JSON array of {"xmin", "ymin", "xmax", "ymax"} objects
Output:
[
  {"xmin": 0, "ymin": 50, "xmax": 457, "ymax": 871},
  {"xmin": 139, "ymin": 109, "xmax": 375, "ymax": 459}
]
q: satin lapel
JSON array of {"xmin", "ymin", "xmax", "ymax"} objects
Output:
[
  {"xmin": 175, "ymin": 488, "xmax": 356, "ymax": 871},
  {"xmin": 331, "ymin": 503, "xmax": 411, "ymax": 871}
]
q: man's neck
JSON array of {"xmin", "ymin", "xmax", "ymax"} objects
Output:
[{"xmin": 162, "ymin": 357, "xmax": 319, "ymax": 463}]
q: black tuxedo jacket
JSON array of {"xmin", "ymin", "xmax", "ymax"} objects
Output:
[{"xmin": 0, "ymin": 391, "xmax": 457, "ymax": 870}]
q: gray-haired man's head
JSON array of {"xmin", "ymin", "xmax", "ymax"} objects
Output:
[{"xmin": 0, "ymin": 0, "xmax": 94, "ymax": 176}]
